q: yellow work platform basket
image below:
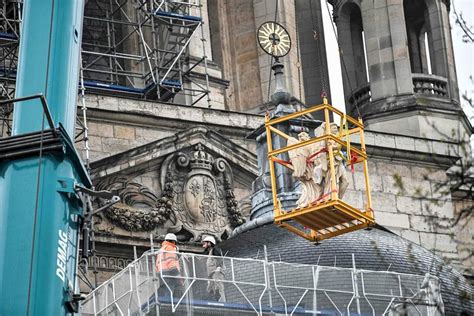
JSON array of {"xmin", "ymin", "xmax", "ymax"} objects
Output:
[{"xmin": 265, "ymin": 98, "xmax": 375, "ymax": 242}]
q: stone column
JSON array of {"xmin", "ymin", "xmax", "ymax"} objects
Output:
[
  {"xmin": 206, "ymin": 0, "xmax": 264, "ymax": 112},
  {"xmin": 189, "ymin": 0, "xmax": 212, "ymax": 60},
  {"xmin": 121, "ymin": 1, "xmax": 142, "ymax": 87},
  {"xmin": 360, "ymin": 0, "xmax": 413, "ymax": 101},
  {"xmin": 428, "ymin": 0, "xmax": 459, "ymax": 101},
  {"xmin": 184, "ymin": 0, "xmax": 227, "ymax": 109}
]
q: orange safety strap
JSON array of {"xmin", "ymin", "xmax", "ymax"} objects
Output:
[
  {"xmin": 306, "ymin": 147, "xmax": 328, "ymax": 164},
  {"xmin": 274, "ymin": 146, "xmax": 342, "ymax": 169},
  {"xmin": 273, "ymin": 157, "xmax": 293, "ymax": 168}
]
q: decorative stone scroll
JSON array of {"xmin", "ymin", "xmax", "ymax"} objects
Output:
[{"xmin": 95, "ymin": 176, "xmax": 172, "ymax": 232}]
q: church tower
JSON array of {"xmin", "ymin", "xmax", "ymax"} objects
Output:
[{"xmin": 332, "ymin": 0, "xmax": 469, "ymax": 141}]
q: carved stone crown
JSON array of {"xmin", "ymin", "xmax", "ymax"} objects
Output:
[{"xmin": 190, "ymin": 144, "xmax": 215, "ymax": 170}]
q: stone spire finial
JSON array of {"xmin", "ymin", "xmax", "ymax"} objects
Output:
[{"xmin": 270, "ymin": 59, "xmax": 295, "ymax": 117}]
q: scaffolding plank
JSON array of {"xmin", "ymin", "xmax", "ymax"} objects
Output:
[
  {"xmin": 319, "ymin": 206, "xmax": 354, "ymax": 223},
  {"xmin": 315, "ymin": 222, "xmax": 370, "ymax": 241},
  {"xmin": 275, "ymin": 198, "xmax": 375, "ymax": 242},
  {"xmin": 278, "ymin": 223, "xmax": 315, "ymax": 241},
  {"xmin": 154, "ymin": 10, "xmax": 201, "ymax": 22},
  {"xmin": 275, "ymin": 200, "xmax": 339, "ymax": 222},
  {"xmin": 84, "ymin": 81, "xmax": 144, "ymax": 94},
  {"xmin": 302, "ymin": 210, "xmax": 340, "ymax": 228},
  {"xmin": 292, "ymin": 215, "xmax": 328, "ymax": 231},
  {"xmin": 0, "ymin": 32, "xmax": 18, "ymax": 41},
  {"xmin": 335, "ymin": 200, "xmax": 375, "ymax": 223},
  {"xmin": 310, "ymin": 208, "xmax": 352, "ymax": 229}
]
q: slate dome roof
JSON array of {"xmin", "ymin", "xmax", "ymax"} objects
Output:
[{"xmin": 220, "ymin": 225, "xmax": 473, "ymax": 315}]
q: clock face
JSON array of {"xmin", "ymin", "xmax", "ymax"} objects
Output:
[{"xmin": 257, "ymin": 21, "xmax": 291, "ymax": 57}]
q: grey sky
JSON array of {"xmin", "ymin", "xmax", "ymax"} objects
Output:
[{"xmin": 451, "ymin": 0, "xmax": 473, "ymax": 122}]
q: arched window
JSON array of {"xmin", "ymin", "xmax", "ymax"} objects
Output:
[
  {"xmin": 404, "ymin": 0, "xmax": 453, "ymax": 78},
  {"xmin": 337, "ymin": 2, "xmax": 368, "ymax": 112},
  {"xmin": 403, "ymin": 0, "xmax": 457, "ymax": 98},
  {"xmin": 404, "ymin": 0, "xmax": 433, "ymax": 74}
]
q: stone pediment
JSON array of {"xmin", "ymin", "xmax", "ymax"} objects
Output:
[
  {"xmin": 90, "ymin": 126, "xmax": 257, "ymax": 242},
  {"xmin": 90, "ymin": 126, "xmax": 257, "ymax": 182}
]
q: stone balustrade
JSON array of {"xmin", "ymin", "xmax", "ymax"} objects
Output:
[
  {"xmin": 348, "ymin": 83, "xmax": 371, "ymax": 111},
  {"xmin": 412, "ymin": 73, "xmax": 448, "ymax": 98}
]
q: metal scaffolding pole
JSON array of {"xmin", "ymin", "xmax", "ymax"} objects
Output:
[
  {"xmin": 76, "ymin": 54, "xmax": 91, "ymax": 170},
  {"xmin": 82, "ymin": 0, "xmax": 210, "ymax": 105},
  {"xmin": 0, "ymin": 0, "xmax": 214, "ymax": 139}
]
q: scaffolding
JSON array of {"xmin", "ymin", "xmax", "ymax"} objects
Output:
[
  {"xmin": 76, "ymin": 60, "xmax": 91, "ymax": 170},
  {"xmin": 0, "ymin": 0, "xmax": 213, "ymax": 141},
  {"xmin": 82, "ymin": 0, "xmax": 211, "ymax": 106},
  {"xmin": 81, "ymin": 250, "xmax": 443, "ymax": 316},
  {"xmin": 0, "ymin": 0, "xmax": 21, "ymax": 136}
]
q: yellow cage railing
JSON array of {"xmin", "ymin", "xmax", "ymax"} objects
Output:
[{"xmin": 265, "ymin": 97, "xmax": 375, "ymax": 242}]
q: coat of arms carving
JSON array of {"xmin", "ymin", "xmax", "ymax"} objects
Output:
[{"xmin": 162, "ymin": 143, "xmax": 244, "ymax": 241}]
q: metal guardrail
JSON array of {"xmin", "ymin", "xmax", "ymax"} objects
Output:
[
  {"xmin": 81, "ymin": 251, "xmax": 444, "ymax": 316},
  {"xmin": 0, "ymin": 93, "xmax": 56, "ymax": 134}
]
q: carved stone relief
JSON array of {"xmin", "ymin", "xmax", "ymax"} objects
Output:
[
  {"xmin": 95, "ymin": 176, "xmax": 172, "ymax": 232},
  {"xmin": 160, "ymin": 143, "xmax": 245, "ymax": 241},
  {"xmin": 95, "ymin": 143, "xmax": 245, "ymax": 242}
]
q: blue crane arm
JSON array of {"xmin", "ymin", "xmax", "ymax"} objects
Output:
[{"xmin": 0, "ymin": 0, "xmax": 89, "ymax": 314}]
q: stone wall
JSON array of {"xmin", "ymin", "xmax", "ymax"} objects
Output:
[
  {"xmin": 77, "ymin": 94, "xmax": 262, "ymax": 161},
  {"xmin": 344, "ymin": 131, "xmax": 472, "ymax": 277},
  {"xmin": 207, "ymin": 0, "xmax": 264, "ymax": 111}
]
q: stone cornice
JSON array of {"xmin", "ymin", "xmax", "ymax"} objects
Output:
[
  {"xmin": 355, "ymin": 94, "xmax": 472, "ymax": 134},
  {"xmin": 84, "ymin": 94, "xmax": 264, "ymax": 132},
  {"xmin": 361, "ymin": 131, "xmax": 462, "ymax": 167}
]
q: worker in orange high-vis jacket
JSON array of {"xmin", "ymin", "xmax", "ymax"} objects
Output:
[{"xmin": 156, "ymin": 233, "xmax": 182, "ymax": 298}]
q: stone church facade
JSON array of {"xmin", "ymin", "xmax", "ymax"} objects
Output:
[{"xmin": 71, "ymin": 0, "xmax": 472, "ymax": 288}]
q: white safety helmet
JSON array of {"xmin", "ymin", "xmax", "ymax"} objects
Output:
[
  {"xmin": 164, "ymin": 233, "xmax": 177, "ymax": 242},
  {"xmin": 202, "ymin": 235, "xmax": 216, "ymax": 245}
]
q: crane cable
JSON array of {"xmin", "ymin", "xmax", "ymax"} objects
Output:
[
  {"xmin": 309, "ymin": 1, "xmax": 357, "ymax": 167},
  {"xmin": 27, "ymin": 0, "xmax": 56, "ymax": 308},
  {"xmin": 309, "ymin": 0, "xmax": 327, "ymax": 99},
  {"xmin": 295, "ymin": 12, "xmax": 303, "ymax": 101}
]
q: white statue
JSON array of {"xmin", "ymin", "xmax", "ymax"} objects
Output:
[
  {"xmin": 313, "ymin": 122, "xmax": 349, "ymax": 200},
  {"xmin": 389, "ymin": 273, "xmax": 444, "ymax": 316},
  {"xmin": 420, "ymin": 273, "xmax": 445, "ymax": 315},
  {"xmin": 287, "ymin": 132, "xmax": 323, "ymax": 208}
]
